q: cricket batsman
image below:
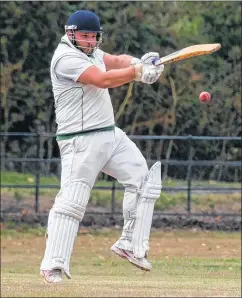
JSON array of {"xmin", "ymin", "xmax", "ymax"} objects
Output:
[{"xmin": 40, "ymin": 10, "xmax": 164, "ymax": 283}]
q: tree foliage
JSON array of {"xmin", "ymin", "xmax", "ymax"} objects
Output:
[{"xmin": 1, "ymin": 1, "xmax": 241, "ymax": 180}]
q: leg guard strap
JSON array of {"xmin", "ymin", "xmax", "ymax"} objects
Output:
[{"xmin": 113, "ymin": 189, "xmax": 138, "ymax": 251}]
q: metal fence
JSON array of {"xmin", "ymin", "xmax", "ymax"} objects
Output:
[{"xmin": 1, "ymin": 132, "xmax": 241, "ymax": 216}]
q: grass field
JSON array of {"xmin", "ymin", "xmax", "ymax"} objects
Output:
[
  {"xmin": 2, "ymin": 171, "xmax": 241, "ymax": 190},
  {"xmin": 1, "ymin": 171, "xmax": 241, "ymax": 213},
  {"xmin": 1, "ymin": 228, "xmax": 241, "ymax": 297}
]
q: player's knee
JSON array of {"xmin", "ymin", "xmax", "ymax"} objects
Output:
[
  {"xmin": 53, "ymin": 180, "xmax": 91, "ymax": 221},
  {"xmin": 130, "ymin": 157, "xmax": 149, "ymax": 187},
  {"xmin": 137, "ymin": 162, "xmax": 149, "ymax": 187},
  {"xmin": 140, "ymin": 161, "xmax": 149, "ymax": 178}
]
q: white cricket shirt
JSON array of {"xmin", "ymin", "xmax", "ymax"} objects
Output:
[{"xmin": 50, "ymin": 35, "xmax": 115, "ymax": 135}]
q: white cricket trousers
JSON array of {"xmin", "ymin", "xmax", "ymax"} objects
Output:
[{"xmin": 58, "ymin": 126, "xmax": 148, "ymax": 192}]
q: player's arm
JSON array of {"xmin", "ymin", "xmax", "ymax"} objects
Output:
[
  {"xmin": 103, "ymin": 52, "xmax": 164, "ymax": 71},
  {"xmin": 103, "ymin": 53, "xmax": 141, "ymax": 70},
  {"xmin": 55, "ymin": 55, "xmax": 163, "ymax": 88},
  {"xmin": 55, "ymin": 55, "xmax": 142, "ymax": 89},
  {"xmin": 77, "ymin": 64, "xmax": 140, "ymax": 88}
]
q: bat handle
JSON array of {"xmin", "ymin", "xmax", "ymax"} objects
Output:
[{"xmin": 152, "ymin": 57, "xmax": 159, "ymax": 65}]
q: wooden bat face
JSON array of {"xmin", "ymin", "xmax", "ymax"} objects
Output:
[{"xmin": 153, "ymin": 43, "xmax": 221, "ymax": 66}]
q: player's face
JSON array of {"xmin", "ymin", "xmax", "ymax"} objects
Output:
[{"xmin": 75, "ymin": 31, "xmax": 97, "ymax": 55}]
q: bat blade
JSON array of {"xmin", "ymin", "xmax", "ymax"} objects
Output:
[{"xmin": 154, "ymin": 43, "xmax": 221, "ymax": 66}]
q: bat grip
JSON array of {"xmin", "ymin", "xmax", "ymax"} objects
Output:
[{"xmin": 152, "ymin": 57, "xmax": 159, "ymax": 65}]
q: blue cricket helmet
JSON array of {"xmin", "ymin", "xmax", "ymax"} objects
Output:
[
  {"xmin": 66, "ymin": 10, "xmax": 102, "ymax": 33},
  {"xmin": 65, "ymin": 10, "xmax": 103, "ymax": 55}
]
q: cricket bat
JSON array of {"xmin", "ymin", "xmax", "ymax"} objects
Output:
[{"xmin": 152, "ymin": 43, "xmax": 221, "ymax": 66}]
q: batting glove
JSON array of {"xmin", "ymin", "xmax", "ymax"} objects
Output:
[
  {"xmin": 131, "ymin": 52, "xmax": 160, "ymax": 65},
  {"xmin": 133, "ymin": 63, "xmax": 164, "ymax": 84},
  {"xmin": 141, "ymin": 64, "xmax": 164, "ymax": 84},
  {"xmin": 141, "ymin": 52, "xmax": 160, "ymax": 64}
]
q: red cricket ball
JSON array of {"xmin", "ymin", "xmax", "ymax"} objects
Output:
[{"xmin": 199, "ymin": 91, "xmax": 211, "ymax": 103}]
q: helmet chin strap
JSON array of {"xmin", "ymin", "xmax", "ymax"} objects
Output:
[{"xmin": 75, "ymin": 43, "xmax": 96, "ymax": 56}]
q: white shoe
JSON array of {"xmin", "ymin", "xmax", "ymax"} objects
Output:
[
  {"xmin": 111, "ymin": 245, "xmax": 152, "ymax": 271},
  {"xmin": 40, "ymin": 269, "xmax": 63, "ymax": 283}
]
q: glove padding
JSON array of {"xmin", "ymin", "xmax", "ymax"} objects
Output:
[
  {"xmin": 141, "ymin": 52, "xmax": 164, "ymax": 84},
  {"xmin": 139, "ymin": 64, "xmax": 164, "ymax": 84},
  {"xmin": 141, "ymin": 52, "xmax": 159, "ymax": 64},
  {"xmin": 134, "ymin": 63, "xmax": 164, "ymax": 84},
  {"xmin": 131, "ymin": 52, "xmax": 160, "ymax": 66}
]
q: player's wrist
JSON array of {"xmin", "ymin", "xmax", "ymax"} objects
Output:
[{"xmin": 133, "ymin": 64, "xmax": 143, "ymax": 81}]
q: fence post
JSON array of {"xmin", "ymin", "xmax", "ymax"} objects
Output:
[
  {"xmin": 111, "ymin": 180, "xmax": 116, "ymax": 216},
  {"xmin": 187, "ymin": 135, "xmax": 193, "ymax": 213},
  {"xmin": 35, "ymin": 133, "xmax": 41, "ymax": 213}
]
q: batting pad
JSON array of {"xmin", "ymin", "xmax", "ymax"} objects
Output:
[
  {"xmin": 40, "ymin": 180, "xmax": 90, "ymax": 278},
  {"xmin": 132, "ymin": 162, "xmax": 162, "ymax": 258}
]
